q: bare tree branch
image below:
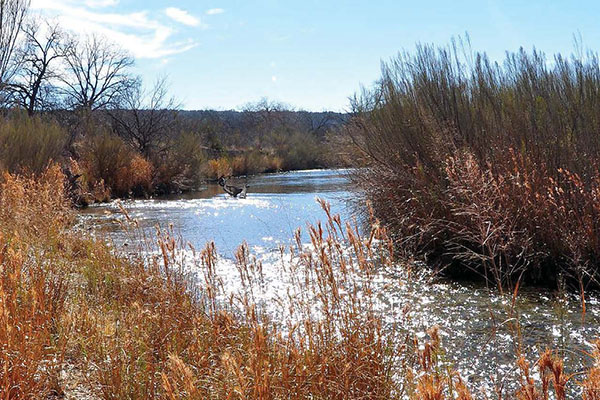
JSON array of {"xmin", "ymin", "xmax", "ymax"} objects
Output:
[
  {"xmin": 8, "ymin": 18, "xmax": 64, "ymax": 114},
  {"xmin": 60, "ymin": 33, "xmax": 134, "ymax": 111},
  {"xmin": 0, "ymin": 0, "xmax": 30, "ymax": 104},
  {"xmin": 109, "ymin": 76, "xmax": 180, "ymax": 156}
]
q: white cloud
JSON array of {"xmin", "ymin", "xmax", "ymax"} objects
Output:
[
  {"xmin": 84, "ymin": 0, "xmax": 118, "ymax": 8},
  {"xmin": 206, "ymin": 8, "xmax": 224, "ymax": 15},
  {"xmin": 165, "ymin": 7, "xmax": 200, "ymax": 27},
  {"xmin": 30, "ymin": 0, "xmax": 198, "ymax": 59},
  {"xmin": 271, "ymin": 76, "xmax": 277, "ymax": 82}
]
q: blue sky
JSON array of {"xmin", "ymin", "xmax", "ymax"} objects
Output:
[{"xmin": 31, "ymin": 0, "xmax": 600, "ymax": 111}]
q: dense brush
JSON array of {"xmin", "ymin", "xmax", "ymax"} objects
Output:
[{"xmin": 349, "ymin": 38, "xmax": 600, "ymax": 289}]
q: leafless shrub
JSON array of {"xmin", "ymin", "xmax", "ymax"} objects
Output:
[{"xmin": 349, "ymin": 38, "xmax": 600, "ymax": 288}]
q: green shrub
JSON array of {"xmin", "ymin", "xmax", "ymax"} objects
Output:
[{"xmin": 0, "ymin": 112, "xmax": 67, "ymax": 174}]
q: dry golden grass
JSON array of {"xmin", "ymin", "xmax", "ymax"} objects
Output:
[
  {"xmin": 0, "ymin": 165, "xmax": 72, "ymax": 398},
  {"xmin": 0, "ymin": 166, "xmax": 401, "ymax": 399},
  {"xmin": 1, "ymin": 166, "xmax": 600, "ymax": 398}
]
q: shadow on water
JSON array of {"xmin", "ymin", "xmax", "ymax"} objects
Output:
[{"xmin": 78, "ymin": 168, "xmax": 600, "ymax": 396}]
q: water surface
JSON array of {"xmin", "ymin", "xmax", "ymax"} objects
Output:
[
  {"xmin": 79, "ymin": 168, "xmax": 600, "ymax": 397},
  {"xmin": 80, "ymin": 169, "xmax": 355, "ymax": 257}
]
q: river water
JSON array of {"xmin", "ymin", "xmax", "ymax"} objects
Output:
[{"xmin": 79, "ymin": 168, "xmax": 600, "ymax": 396}]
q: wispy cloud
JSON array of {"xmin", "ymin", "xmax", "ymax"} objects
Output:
[
  {"xmin": 206, "ymin": 8, "xmax": 224, "ymax": 15},
  {"xmin": 165, "ymin": 7, "xmax": 200, "ymax": 27},
  {"xmin": 30, "ymin": 0, "xmax": 198, "ymax": 59},
  {"xmin": 84, "ymin": 0, "xmax": 118, "ymax": 8}
]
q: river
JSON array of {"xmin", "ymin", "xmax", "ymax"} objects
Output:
[{"xmin": 79, "ymin": 168, "xmax": 600, "ymax": 396}]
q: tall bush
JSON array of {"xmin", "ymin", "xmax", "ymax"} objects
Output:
[
  {"xmin": 79, "ymin": 132, "xmax": 152, "ymax": 198},
  {"xmin": 350, "ymin": 40, "xmax": 600, "ymax": 287}
]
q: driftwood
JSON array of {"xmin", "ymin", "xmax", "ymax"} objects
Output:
[{"xmin": 218, "ymin": 176, "xmax": 247, "ymax": 198}]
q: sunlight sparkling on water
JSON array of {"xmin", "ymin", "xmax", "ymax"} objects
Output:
[{"xmin": 79, "ymin": 169, "xmax": 600, "ymax": 397}]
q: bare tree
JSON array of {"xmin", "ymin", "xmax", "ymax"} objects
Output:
[
  {"xmin": 243, "ymin": 97, "xmax": 290, "ymax": 125},
  {"xmin": 0, "ymin": 0, "xmax": 30, "ymax": 103},
  {"xmin": 60, "ymin": 34, "xmax": 134, "ymax": 111},
  {"xmin": 241, "ymin": 98, "xmax": 293, "ymax": 147},
  {"xmin": 9, "ymin": 19, "xmax": 64, "ymax": 114},
  {"xmin": 298, "ymin": 111, "xmax": 343, "ymax": 138},
  {"xmin": 109, "ymin": 77, "xmax": 179, "ymax": 156}
]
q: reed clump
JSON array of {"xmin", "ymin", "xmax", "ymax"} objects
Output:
[
  {"xmin": 349, "ymin": 38, "xmax": 600, "ymax": 288},
  {"xmin": 397, "ymin": 327, "xmax": 600, "ymax": 399},
  {"xmin": 0, "ymin": 165, "xmax": 72, "ymax": 398}
]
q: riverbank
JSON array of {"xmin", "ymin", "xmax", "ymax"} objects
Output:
[
  {"xmin": 3, "ymin": 166, "xmax": 600, "ymax": 398},
  {"xmin": 72, "ymin": 161, "xmax": 335, "ymax": 207},
  {"xmin": 0, "ymin": 107, "xmax": 345, "ymax": 207},
  {"xmin": 80, "ymin": 168, "xmax": 600, "ymax": 398},
  {"xmin": 1, "ymin": 166, "xmax": 400, "ymax": 398}
]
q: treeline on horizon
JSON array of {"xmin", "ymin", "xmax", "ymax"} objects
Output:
[{"xmin": 0, "ymin": 0, "xmax": 349, "ymax": 204}]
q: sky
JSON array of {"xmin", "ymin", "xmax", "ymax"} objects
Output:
[{"xmin": 29, "ymin": 0, "xmax": 600, "ymax": 112}]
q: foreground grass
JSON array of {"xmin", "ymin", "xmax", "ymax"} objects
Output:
[
  {"xmin": 0, "ymin": 166, "xmax": 401, "ymax": 398},
  {"xmin": 2, "ymin": 167, "xmax": 600, "ymax": 398}
]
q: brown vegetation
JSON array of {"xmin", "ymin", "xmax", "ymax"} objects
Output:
[
  {"xmin": 1, "ymin": 166, "xmax": 600, "ymax": 397},
  {"xmin": 0, "ymin": 166, "xmax": 400, "ymax": 398},
  {"xmin": 348, "ymin": 39, "xmax": 600, "ymax": 288}
]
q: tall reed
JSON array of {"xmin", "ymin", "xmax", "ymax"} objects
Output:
[{"xmin": 349, "ymin": 38, "xmax": 600, "ymax": 288}]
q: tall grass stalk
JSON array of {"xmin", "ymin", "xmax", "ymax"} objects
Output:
[
  {"xmin": 1, "ymin": 166, "xmax": 600, "ymax": 397},
  {"xmin": 0, "ymin": 165, "xmax": 404, "ymax": 398}
]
